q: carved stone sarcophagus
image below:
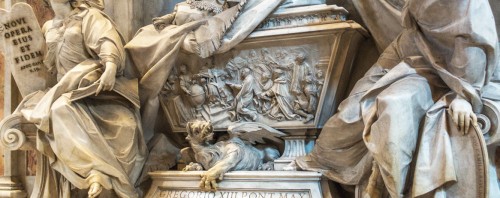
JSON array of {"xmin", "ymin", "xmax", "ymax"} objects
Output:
[{"xmin": 159, "ymin": 5, "xmax": 368, "ymax": 133}]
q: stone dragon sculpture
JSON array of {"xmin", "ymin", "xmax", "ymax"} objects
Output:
[{"xmin": 181, "ymin": 120, "xmax": 286, "ymax": 191}]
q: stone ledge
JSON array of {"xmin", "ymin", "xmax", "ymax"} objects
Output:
[{"xmin": 147, "ymin": 171, "xmax": 326, "ymax": 198}]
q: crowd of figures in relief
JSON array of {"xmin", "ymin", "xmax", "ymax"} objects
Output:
[{"xmin": 161, "ymin": 47, "xmax": 325, "ymax": 128}]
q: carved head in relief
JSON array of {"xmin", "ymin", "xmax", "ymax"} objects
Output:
[
  {"xmin": 261, "ymin": 70, "xmax": 271, "ymax": 81},
  {"xmin": 295, "ymin": 52, "xmax": 306, "ymax": 64},
  {"xmin": 241, "ymin": 67, "xmax": 251, "ymax": 78},
  {"xmin": 167, "ymin": 74, "xmax": 177, "ymax": 84},
  {"xmin": 179, "ymin": 64, "xmax": 189, "ymax": 75},
  {"xmin": 316, "ymin": 70, "xmax": 324, "ymax": 79},
  {"xmin": 261, "ymin": 48, "xmax": 271, "ymax": 56},
  {"xmin": 249, "ymin": 50, "xmax": 258, "ymax": 59},
  {"xmin": 186, "ymin": 121, "xmax": 215, "ymax": 144}
]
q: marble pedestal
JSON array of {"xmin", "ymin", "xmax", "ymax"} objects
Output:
[
  {"xmin": 0, "ymin": 177, "xmax": 26, "ymax": 198},
  {"xmin": 146, "ymin": 171, "xmax": 334, "ymax": 198}
]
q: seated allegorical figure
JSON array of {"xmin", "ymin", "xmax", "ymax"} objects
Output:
[
  {"xmin": 13, "ymin": 0, "xmax": 147, "ymax": 197},
  {"xmin": 295, "ymin": 0, "xmax": 500, "ymax": 197}
]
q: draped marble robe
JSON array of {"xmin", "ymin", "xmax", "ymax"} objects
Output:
[
  {"xmin": 15, "ymin": 4, "xmax": 147, "ymax": 198},
  {"xmin": 296, "ymin": 0, "xmax": 500, "ymax": 197}
]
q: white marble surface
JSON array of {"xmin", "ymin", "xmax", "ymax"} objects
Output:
[{"xmin": 147, "ymin": 171, "xmax": 325, "ymax": 198}]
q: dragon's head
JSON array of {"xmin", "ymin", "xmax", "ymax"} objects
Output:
[{"xmin": 186, "ymin": 120, "xmax": 215, "ymax": 144}]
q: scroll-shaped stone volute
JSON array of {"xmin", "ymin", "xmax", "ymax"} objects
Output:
[
  {"xmin": 181, "ymin": 121, "xmax": 286, "ymax": 191},
  {"xmin": 0, "ymin": 113, "xmax": 34, "ymax": 151},
  {"xmin": 479, "ymin": 99, "xmax": 500, "ymax": 143}
]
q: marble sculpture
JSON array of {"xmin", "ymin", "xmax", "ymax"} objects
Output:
[{"xmin": 1, "ymin": 0, "xmax": 500, "ymax": 197}]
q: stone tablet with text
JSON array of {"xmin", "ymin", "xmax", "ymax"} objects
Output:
[{"xmin": 0, "ymin": 3, "xmax": 55, "ymax": 97}]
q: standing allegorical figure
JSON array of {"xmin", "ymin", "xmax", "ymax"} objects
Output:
[
  {"xmin": 295, "ymin": 0, "xmax": 500, "ymax": 197},
  {"xmin": 14, "ymin": 0, "xmax": 147, "ymax": 197}
]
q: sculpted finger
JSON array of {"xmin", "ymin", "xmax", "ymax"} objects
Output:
[
  {"xmin": 471, "ymin": 113, "xmax": 478, "ymax": 127},
  {"xmin": 452, "ymin": 110, "xmax": 459, "ymax": 127},
  {"xmin": 199, "ymin": 174, "xmax": 205, "ymax": 186},
  {"xmin": 464, "ymin": 113, "xmax": 470, "ymax": 135},
  {"xmin": 199, "ymin": 177, "xmax": 207, "ymax": 190},
  {"xmin": 96, "ymin": 83, "xmax": 104, "ymax": 96},
  {"xmin": 88, "ymin": 186, "xmax": 99, "ymax": 198},
  {"xmin": 105, "ymin": 83, "xmax": 113, "ymax": 91},
  {"xmin": 204, "ymin": 178, "xmax": 212, "ymax": 191},
  {"xmin": 211, "ymin": 180, "xmax": 218, "ymax": 191},
  {"xmin": 459, "ymin": 112, "xmax": 465, "ymax": 132},
  {"xmin": 109, "ymin": 82, "xmax": 115, "ymax": 91}
]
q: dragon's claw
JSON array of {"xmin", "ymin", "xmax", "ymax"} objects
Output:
[{"xmin": 199, "ymin": 169, "xmax": 224, "ymax": 191}]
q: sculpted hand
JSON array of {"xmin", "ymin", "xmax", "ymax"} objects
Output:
[
  {"xmin": 153, "ymin": 13, "xmax": 175, "ymax": 31},
  {"xmin": 200, "ymin": 168, "xmax": 224, "ymax": 191},
  {"xmin": 449, "ymin": 97, "xmax": 478, "ymax": 135},
  {"xmin": 88, "ymin": 182, "xmax": 102, "ymax": 198},
  {"xmin": 96, "ymin": 62, "xmax": 117, "ymax": 96}
]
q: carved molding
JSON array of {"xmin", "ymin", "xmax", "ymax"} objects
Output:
[
  {"xmin": 0, "ymin": 113, "xmax": 26, "ymax": 150},
  {"xmin": 256, "ymin": 5, "xmax": 348, "ymax": 31}
]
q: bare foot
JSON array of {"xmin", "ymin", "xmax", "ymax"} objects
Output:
[{"xmin": 88, "ymin": 182, "xmax": 103, "ymax": 198}]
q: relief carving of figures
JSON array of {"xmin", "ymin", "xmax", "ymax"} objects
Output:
[
  {"xmin": 316, "ymin": 69, "xmax": 324, "ymax": 94},
  {"xmin": 179, "ymin": 64, "xmax": 193, "ymax": 97},
  {"xmin": 228, "ymin": 67, "xmax": 259, "ymax": 122},
  {"xmin": 293, "ymin": 72, "xmax": 319, "ymax": 123},
  {"xmin": 9, "ymin": 0, "xmax": 147, "ymax": 197},
  {"xmin": 125, "ymin": 0, "xmax": 284, "ymax": 139},
  {"xmin": 255, "ymin": 66, "xmax": 273, "ymax": 114},
  {"xmin": 196, "ymin": 68, "xmax": 225, "ymax": 107},
  {"xmin": 168, "ymin": 65, "xmax": 196, "ymax": 126},
  {"xmin": 212, "ymin": 70, "xmax": 234, "ymax": 108},
  {"xmin": 160, "ymin": 74, "xmax": 178, "ymax": 97},
  {"xmin": 159, "ymin": 45, "xmax": 325, "ymax": 130},
  {"xmin": 262, "ymin": 68, "xmax": 299, "ymax": 121},
  {"xmin": 290, "ymin": 52, "xmax": 311, "ymax": 95},
  {"xmin": 225, "ymin": 57, "xmax": 246, "ymax": 85}
]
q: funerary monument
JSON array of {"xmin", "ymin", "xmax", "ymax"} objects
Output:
[{"xmin": 0, "ymin": 0, "xmax": 500, "ymax": 197}]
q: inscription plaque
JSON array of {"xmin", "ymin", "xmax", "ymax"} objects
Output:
[
  {"xmin": 156, "ymin": 190, "xmax": 310, "ymax": 198},
  {"xmin": 147, "ymin": 171, "xmax": 325, "ymax": 198},
  {"xmin": 0, "ymin": 3, "xmax": 55, "ymax": 97}
]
